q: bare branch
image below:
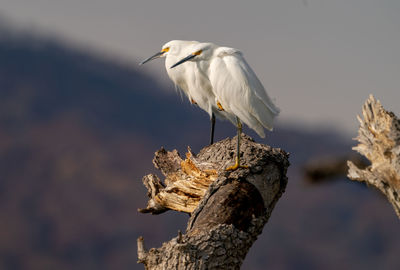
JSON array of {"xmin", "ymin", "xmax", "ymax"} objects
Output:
[
  {"xmin": 303, "ymin": 154, "xmax": 367, "ymax": 184},
  {"xmin": 348, "ymin": 95, "xmax": 400, "ymax": 218}
]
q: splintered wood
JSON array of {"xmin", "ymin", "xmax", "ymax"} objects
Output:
[
  {"xmin": 139, "ymin": 148, "xmax": 218, "ymax": 214},
  {"xmin": 137, "ymin": 135, "xmax": 289, "ymax": 269},
  {"xmin": 348, "ymin": 94, "xmax": 400, "ymax": 218}
]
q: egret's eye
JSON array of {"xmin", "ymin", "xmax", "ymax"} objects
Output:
[
  {"xmin": 192, "ymin": 50, "xmax": 202, "ymax": 56},
  {"xmin": 161, "ymin": 47, "xmax": 170, "ymax": 53}
]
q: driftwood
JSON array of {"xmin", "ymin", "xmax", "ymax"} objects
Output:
[
  {"xmin": 348, "ymin": 95, "xmax": 400, "ymax": 218},
  {"xmin": 137, "ymin": 135, "xmax": 289, "ymax": 269},
  {"xmin": 303, "ymin": 154, "xmax": 368, "ymax": 184}
]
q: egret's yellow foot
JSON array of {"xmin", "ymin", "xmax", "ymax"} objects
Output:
[
  {"xmin": 217, "ymin": 101, "xmax": 224, "ymax": 111},
  {"xmin": 226, "ymin": 157, "xmax": 248, "ymax": 171}
]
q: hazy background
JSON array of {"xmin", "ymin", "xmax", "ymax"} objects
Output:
[
  {"xmin": 0, "ymin": 1, "xmax": 399, "ymax": 270},
  {"xmin": 1, "ymin": 0, "xmax": 399, "ymax": 134}
]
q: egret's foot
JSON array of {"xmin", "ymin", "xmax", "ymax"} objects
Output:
[
  {"xmin": 217, "ymin": 101, "xmax": 224, "ymax": 111},
  {"xmin": 225, "ymin": 159, "xmax": 248, "ymax": 171}
]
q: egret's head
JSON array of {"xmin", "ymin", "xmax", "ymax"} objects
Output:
[
  {"xmin": 139, "ymin": 40, "xmax": 198, "ymax": 65},
  {"xmin": 170, "ymin": 43, "xmax": 213, "ymax": 69}
]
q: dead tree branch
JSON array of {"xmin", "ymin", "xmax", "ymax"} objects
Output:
[
  {"xmin": 348, "ymin": 95, "xmax": 400, "ymax": 218},
  {"xmin": 137, "ymin": 135, "xmax": 289, "ymax": 269},
  {"xmin": 303, "ymin": 154, "xmax": 367, "ymax": 184}
]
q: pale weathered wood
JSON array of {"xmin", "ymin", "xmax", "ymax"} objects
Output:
[
  {"xmin": 138, "ymin": 147, "xmax": 218, "ymax": 214},
  {"xmin": 137, "ymin": 135, "xmax": 289, "ymax": 269},
  {"xmin": 348, "ymin": 94, "xmax": 400, "ymax": 218}
]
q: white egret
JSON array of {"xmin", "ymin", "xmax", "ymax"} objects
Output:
[
  {"xmin": 139, "ymin": 40, "xmax": 227, "ymax": 144},
  {"xmin": 171, "ymin": 42, "xmax": 280, "ymax": 170}
]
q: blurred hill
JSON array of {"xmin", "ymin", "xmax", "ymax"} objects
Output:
[{"xmin": 0, "ymin": 25, "xmax": 399, "ymax": 270}]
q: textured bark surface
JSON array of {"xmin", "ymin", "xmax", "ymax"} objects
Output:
[
  {"xmin": 348, "ymin": 95, "xmax": 400, "ymax": 218},
  {"xmin": 138, "ymin": 135, "xmax": 289, "ymax": 269}
]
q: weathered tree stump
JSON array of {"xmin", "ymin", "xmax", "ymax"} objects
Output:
[
  {"xmin": 348, "ymin": 95, "xmax": 400, "ymax": 218},
  {"xmin": 137, "ymin": 134, "xmax": 289, "ymax": 269}
]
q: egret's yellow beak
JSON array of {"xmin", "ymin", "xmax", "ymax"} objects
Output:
[{"xmin": 139, "ymin": 48, "xmax": 169, "ymax": 65}]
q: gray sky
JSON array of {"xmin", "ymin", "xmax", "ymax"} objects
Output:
[{"xmin": 1, "ymin": 0, "xmax": 399, "ymax": 135}]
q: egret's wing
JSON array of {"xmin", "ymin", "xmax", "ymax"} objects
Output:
[
  {"xmin": 209, "ymin": 48, "xmax": 279, "ymax": 136},
  {"xmin": 231, "ymin": 52, "xmax": 280, "ymax": 115}
]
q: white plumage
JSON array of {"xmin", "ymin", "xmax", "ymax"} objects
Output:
[
  {"xmin": 141, "ymin": 40, "xmax": 280, "ymax": 170},
  {"xmin": 140, "ymin": 40, "xmax": 231, "ymax": 145},
  {"xmin": 163, "ymin": 41, "xmax": 226, "ymax": 121},
  {"xmin": 171, "ymin": 42, "xmax": 279, "ymax": 138},
  {"xmin": 163, "ymin": 40, "xmax": 199, "ymax": 100}
]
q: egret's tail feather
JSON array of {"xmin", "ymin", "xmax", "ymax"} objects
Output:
[
  {"xmin": 232, "ymin": 105, "xmax": 266, "ymax": 138},
  {"xmin": 249, "ymin": 95, "xmax": 276, "ymax": 131}
]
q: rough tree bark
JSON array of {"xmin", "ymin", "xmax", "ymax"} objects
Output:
[
  {"xmin": 348, "ymin": 95, "xmax": 400, "ymax": 218},
  {"xmin": 137, "ymin": 134, "xmax": 289, "ymax": 269}
]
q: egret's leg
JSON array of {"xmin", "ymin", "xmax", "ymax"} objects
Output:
[
  {"xmin": 210, "ymin": 113, "xmax": 215, "ymax": 145},
  {"xmin": 226, "ymin": 117, "xmax": 248, "ymax": 171}
]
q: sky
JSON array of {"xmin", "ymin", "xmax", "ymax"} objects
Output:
[{"xmin": 1, "ymin": 0, "xmax": 399, "ymax": 135}]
